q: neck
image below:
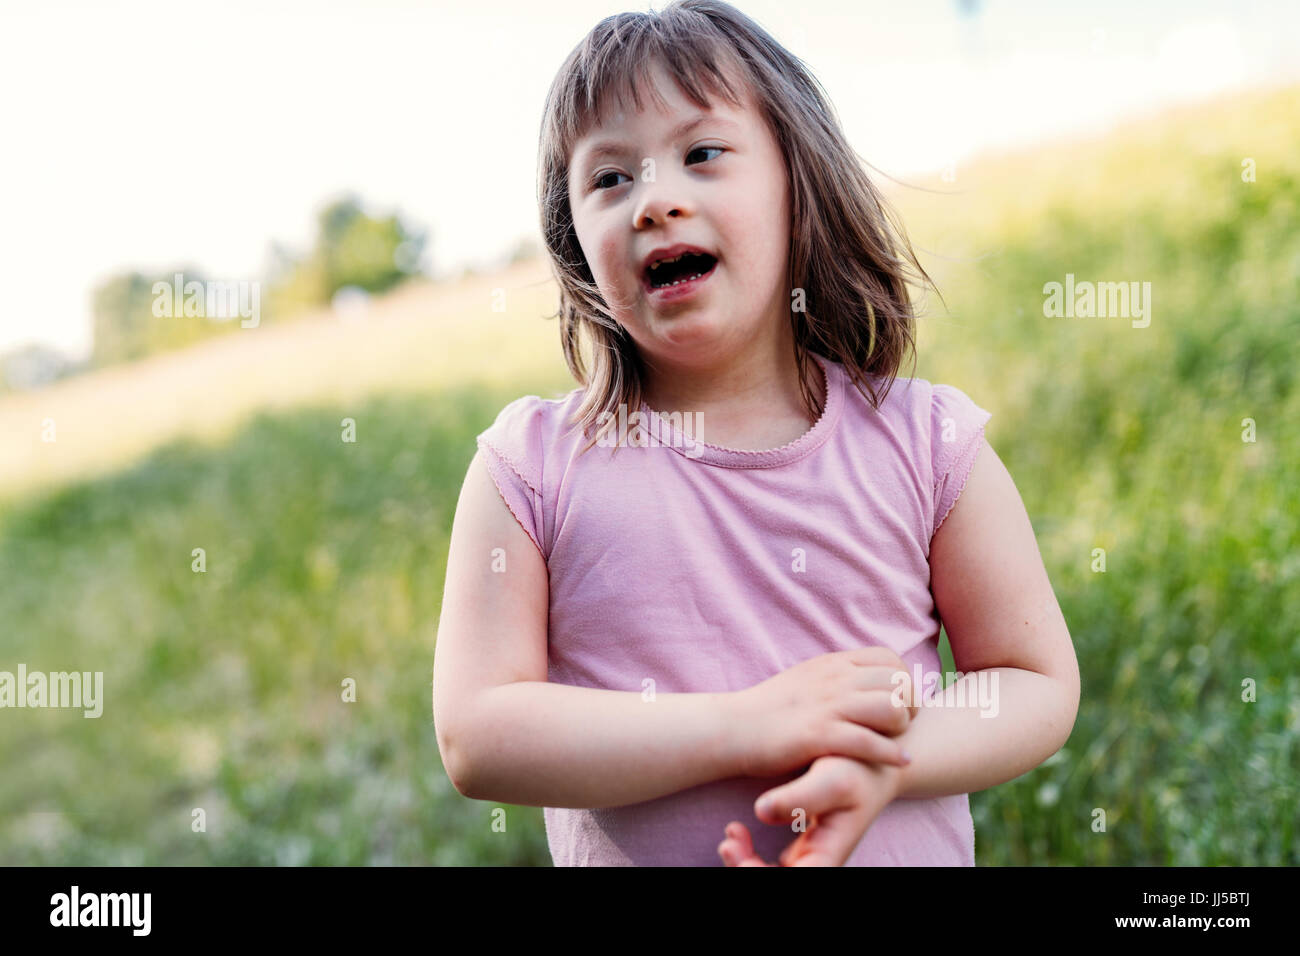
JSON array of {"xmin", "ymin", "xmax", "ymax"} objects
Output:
[{"xmin": 639, "ymin": 338, "xmax": 825, "ymax": 442}]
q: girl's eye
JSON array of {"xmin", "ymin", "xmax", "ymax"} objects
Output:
[
  {"xmin": 589, "ymin": 146, "xmax": 725, "ymax": 192},
  {"xmin": 687, "ymin": 145, "xmax": 725, "ymax": 165},
  {"xmin": 592, "ymin": 170, "xmax": 630, "ymax": 191}
]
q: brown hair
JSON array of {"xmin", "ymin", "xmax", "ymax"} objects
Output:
[{"xmin": 537, "ymin": 0, "xmax": 938, "ymax": 455}]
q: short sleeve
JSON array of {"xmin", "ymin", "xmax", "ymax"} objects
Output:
[
  {"xmin": 475, "ymin": 397, "xmax": 548, "ymax": 561},
  {"xmin": 930, "ymin": 383, "xmax": 993, "ymax": 540}
]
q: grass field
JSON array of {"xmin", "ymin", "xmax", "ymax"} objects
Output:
[{"xmin": 1, "ymin": 83, "xmax": 1296, "ymax": 865}]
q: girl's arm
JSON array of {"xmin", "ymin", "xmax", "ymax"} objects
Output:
[
  {"xmin": 891, "ymin": 437, "xmax": 1081, "ymax": 799},
  {"xmin": 433, "ymin": 451, "xmax": 749, "ymax": 809},
  {"xmin": 436, "ymin": 452, "xmax": 913, "ymax": 809},
  {"xmin": 723, "ymin": 437, "xmax": 1079, "ymax": 866}
]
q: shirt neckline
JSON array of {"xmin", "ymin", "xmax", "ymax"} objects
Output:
[{"xmin": 638, "ymin": 352, "xmax": 843, "ymax": 468}]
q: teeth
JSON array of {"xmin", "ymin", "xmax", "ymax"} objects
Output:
[
  {"xmin": 647, "ymin": 252, "xmax": 715, "ymax": 289},
  {"xmin": 653, "ymin": 271, "xmax": 706, "ymax": 289},
  {"xmin": 648, "ymin": 252, "xmax": 706, "ymax": 273},
  {"xmin": 649, "ymin": 253, "xmax": 685, "ymax": 272}
]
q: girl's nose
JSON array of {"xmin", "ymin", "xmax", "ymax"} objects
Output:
[
  {"xmin": 633, "ymin": 182, "xmax": 687, "ymax": 229},
  {"xmin": 636, "ymin": 205, "xmax": 683, "ymax": 229}
]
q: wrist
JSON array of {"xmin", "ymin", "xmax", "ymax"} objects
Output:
[
  {"xmin": 887, "ymin": 751, "xmax": 910, "ymax": 799},
  {"xmin": 717, "ymin": 689, "xmax": 754, "ymax": 778}
]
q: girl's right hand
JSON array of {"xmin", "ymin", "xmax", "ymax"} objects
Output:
[{"xmin": 731, "ymin": 646, "xmax": 918, "ymax": 778}]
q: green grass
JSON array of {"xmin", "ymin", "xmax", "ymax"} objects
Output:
[
  {"xmin": 921, "ymin": 127, "xmax": 1299, "ymax": 865},
  {"xmin": 0, "ymin": 380, "xmax": 569, "ymax": 865},
  {"xmin": 2, "ymin": 86, "xmax": 1297, "ymax": 865}
]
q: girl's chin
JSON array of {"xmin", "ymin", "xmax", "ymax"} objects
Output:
[{"xmin": 643, "ymin": 313, "xmax": 720, "ymax": 340}]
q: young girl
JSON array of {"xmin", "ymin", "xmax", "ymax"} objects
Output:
[{"xmin": 433, "ymin": 0, "xmax": 1080, "ymax": 866}]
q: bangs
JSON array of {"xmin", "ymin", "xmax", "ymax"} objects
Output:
[{"xmin": 549, "ymin": 20, "xmax": 754, "ymax": 172}]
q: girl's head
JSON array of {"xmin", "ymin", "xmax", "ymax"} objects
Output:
[{"xmin": 538, "ymin": 0, "xmax": 934, "ymax": 452}]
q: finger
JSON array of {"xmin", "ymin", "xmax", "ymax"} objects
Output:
[
  {"xmin": 878, "ymin": 666, "xmax": 921, "ymax": 720},
  {"xmin": 851, "ymin": 662, "xmax": 920, "ymax": 703},
  {"xmin": 774, "ymin": 820, "xmax": 820, "ymax": 866},
  {"xmin": 845, "ymin": 666, "xmax": 908, "ymax": 692},
  {"xmin": 834, "ymin": 689, "xmax": 913, "ymax": 737},
  {"xmin": 822, "ymin": 722, "xmax": 911, "ymax": 767},
  {"xmin": 843, "ymin": 666, "xmax": 922, "ymax": 722},
  {"xmin": 725, "ymin": 821, "xmax": 755, "ymax": 856},
  {"xmin": 756, "ymin": 759, "xmax": 858, "ymax": 824},
  {"xmin": 845, "ymin": 647, "xmax": 904, "ymax": 668},
  {"xmin": 719, "ymin": 838, "xmax": 754, "ymax": 866},
  {"xmin": 782, "ymin": 809, "xmax": 864, "ymax": 867},
  {"xmin": 719, "ymin": 822, "xmax": 771, "ymax": 866},
  {"xmin": 717, "ymin": 825, "xmax": 743, "ymax": 866},
  {"xmin": 722, "ymin": 822, "xmax": 754, "ymax": 853}
]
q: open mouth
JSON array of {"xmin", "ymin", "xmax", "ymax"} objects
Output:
[{"xmin": 643, "ymin": 251, "xmax": 719, "ymax": 292}]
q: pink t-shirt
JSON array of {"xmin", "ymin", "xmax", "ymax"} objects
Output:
[{"xmin": 474, "ymin": 352, "xmax": 992, "ymax": 866}]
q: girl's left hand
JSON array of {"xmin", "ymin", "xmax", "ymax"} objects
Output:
[{"xmin": 717, "ymin": 755, "xmax": 903, "ymax": 866}]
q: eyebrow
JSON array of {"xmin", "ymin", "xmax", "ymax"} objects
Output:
[{"xmin": 574, "ymin": 114, "xmax": 740, "ymax": 173}]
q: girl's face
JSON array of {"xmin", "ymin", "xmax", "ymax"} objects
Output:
[{"xmin": 567, "ymin": 63, "xmax": 792, "ymax": 376}]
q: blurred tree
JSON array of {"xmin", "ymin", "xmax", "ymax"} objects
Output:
[
  {"xmin": 0, "ymin": 343, "xmax": 83, "ymax": 392},
  {"xmin": 86, "ymin": 196, "xmax": 429, "ymax": 371},
  {"xmin": 314, "ymin": 194, "xmax": 427, "ymax": 298},
  {"xmin": 265, "ymin": 194, "xmax": 428, "ymax": 320},
  {"xmin": 91, "ymin": 268, "xmax": 229, "ymax": 368},
  {"xmin": 91, "ymin": 272, "xmax": 155, "ymax": 367}
]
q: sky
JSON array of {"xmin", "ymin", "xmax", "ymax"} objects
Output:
[{"xmin": 1, "ymin": 0, "xmax": 1297, "ymax": 360}]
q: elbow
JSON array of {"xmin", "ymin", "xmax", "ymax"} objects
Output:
[
  {"xmin": 433, "ymin": 676, "xmax": 487, "ymax": 799},
  {"xmin": 1051, "ymin": 669, "xmax": 1081, "ymax": 751},
  {"xmin": 434, "ymin": 710, "xmax": 479, "ymax": 799},
  {"xmin": 450, "ymin": 761, "xmax": 479, "ymax": 801},
  {"xmin": 435, "ymin": 684, "xmax": 515, "ymax": 802},
  {"xmin": 439, "ymin": 733, "xmax": 478, "ymax": 799},
  {"xmin": 1062, "ymin": 652, "xmax": 1081, "ymax": 731},
  {"xmin": 1046, "ymin": 632, "xmax": 1081, "ymax": 747}
]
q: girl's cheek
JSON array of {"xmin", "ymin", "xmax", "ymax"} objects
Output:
[
  {"xmin": 597, "ymin": 232, "xmax": 623, "ymax": 268},
  {"xmin": 595, "ymin": 240, "xmax": 629, "ymax": 289}
]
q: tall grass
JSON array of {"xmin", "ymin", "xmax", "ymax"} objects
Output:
[
  {"xmin": 917, "ymin": 85, "xmax": 1300, "ymax": 864},
  {"xmin": 0, "ymin": 383, "xmax": 567, "ymax": 865}
]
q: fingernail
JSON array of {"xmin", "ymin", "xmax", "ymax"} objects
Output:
[
  {"xmin": 756, "ymin": 797, "xmax": 773, "ymax": 817},
  {"xmin": 901, "ymin": 750, "xmax": 913, "ymax": 764}
]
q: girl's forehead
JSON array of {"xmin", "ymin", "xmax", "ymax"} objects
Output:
[
  {"xmin": 581, "ymin": 85, "xmax": 747, "ymax": 141},
  {"xmin": 588, "ymin": 59, "xmax": 752, "ymax": 130}
]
